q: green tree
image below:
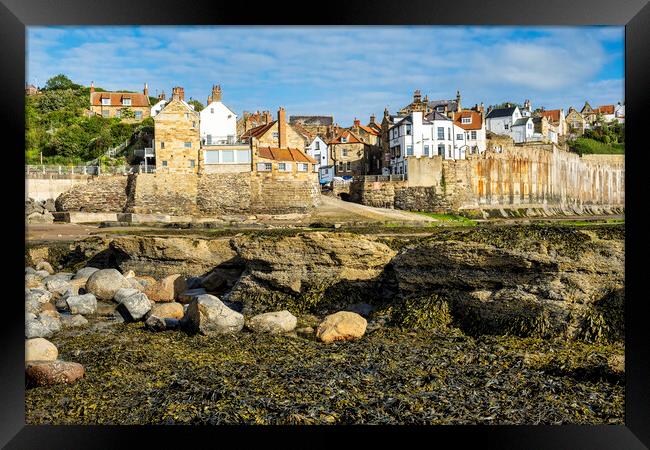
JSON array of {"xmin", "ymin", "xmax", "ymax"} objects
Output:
[
  {"xmin": 119, "ymin": 107, "xmax": 136, "ymax": 119},
  {"xmin": 187, "ymin": 99, "xmax": 204, "ymax": 112},
  {"xmin": 43, "ymin": 74, "xmax": 80, "ymax": 91}
]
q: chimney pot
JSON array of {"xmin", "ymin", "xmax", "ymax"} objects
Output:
[{"xmin": 278, "ymin": 107, "xmax": 287, "ymax": 148}]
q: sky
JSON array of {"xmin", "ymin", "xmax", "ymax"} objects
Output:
[{"xmin": 27, "ymin": 26, "xmax": 624, "ymax": 125}]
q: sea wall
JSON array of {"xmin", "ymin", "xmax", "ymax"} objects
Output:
[
  {"xmin": 26, "ymin": 174, "xmax": 93, "ymax": 202},
  {"xmin": 55, "ymin": 175, "xmax": 129, "ymax": 213}
]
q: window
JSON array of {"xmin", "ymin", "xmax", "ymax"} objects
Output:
[
  {"xmin": 221, "ymin": 150, "xmax": 235, "ymax": 163},
  {"xmin": 471, "ymin": 131, "xmax": 477, "ymax": 140},
  {"xmin": 272, "ymin": 132, "xmax": 279, "ymax": 139},
  {"xmin": 192, "ymin": 121, "xmax": 196, "ymax": 128},
  {"xmin": 338, "ymin": 162, "xmax": 344, "ymax": 172},
  {"xmin": 162, "ymin": 161, "xmax": 168, "ymax": 166},
  {"xmin": 279, "ymin": 162, "xmax": 293, "ymax": 172},
  {"xmin": 527, "ymin": 123, "xmax": 533, "ymax": 129},
  {"xmin": 438, "ymin": 144, "xmax": 445, "ymax": 155},
  {"xmin": 424, "ymin": 145, "xmax": 430, "ymax": 156},
  {"xmin": 313, "ymin": 164, "xmax": 318, "ymax": 173},
  {"xmin": 257, "ymin": 162, "xmax": 272, "ymax": 171},
  {"xmin": 314, "ymin": 153, "xmax": 321, "ymax": 162},
  {"xmin": 135, "ymin": 111, "xmax": 142, "ymax": 120},
  {"xmin": 405, "ymin": 124, "xmax": 412, "ymax": 135},
  {"xmin": 448, "ymin": 128, "xmax": 451, "ymax": 140},
  {"xmin": 204, "ymin": 151, "xmax": 219, "ymax": 164},
  {"xmin": 101, "ymin": 98, "xmax": 110, "ymax": 106},
  {"xmin": 102, "ymin": 110, "xmax": 110, "ymax": 118},
  {"xmin": 461, "ymin": 117, "xmax": 471, "ymax": 124},
  {"xmin": 346, "ymin": 162, "xmax": 351, "ymax": 171},
  {"xmin": 341, "ymin": 137, "xmax": 347, "ymax": 143},
  {"xmin": 236, "ymin": 150, "xmax": 251, "ymax": 163},
  {"xmin": 185, "ymin": 113, "xmax": 190, "ymax": 119},
  {"xmin": 437, "ymin": 127, "xmax": 444, "ymax": 139},
  {"xmin": 504, "ymin": 124, "xmax": 509, "ymax": 130},
  {"xmin": 189, "ymin": 160, "xmax": 195, "ymax": 168},
  {"xmin": 184, "ymin": 142, "xmax": 192, "ymax": 148},
  {"xmin": 123, "ymin": 98, "xmax": 132, "ymax": 106},
  {"xmin": 206, "ymin": 135, "xmax": 212, "ymax": 145},
  {"xmin": 315, "ymin": 141, "xmax": 320, "ymax": 150},
  {"xmin": 160, "ymin": 141, "xmax": 165, "ymax": 149},
  {"xmin": 297, "ymin": 163, "xmax": 308, "ymax": 172},
  {"xmin": 457, "ymin": 133, "xmax": 464, "ymax": 140},
  {"xmin": 406, "ymin": 145, "xmax": 413, "ymax": 156},
  {"xmin": 342, "ymin": 149, "xmax": 348, "ymax": 157}
]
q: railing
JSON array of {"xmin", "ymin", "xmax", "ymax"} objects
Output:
[
  {"xmin": 25, "ymin": 165, "xmax": 156, "ymax": 175},
  {"xmin": 355, "ymin": 174, "xmax": 407, "ymax": 182}
]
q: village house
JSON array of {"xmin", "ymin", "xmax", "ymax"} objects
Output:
[
  {"xmin": 289, "ymin": 115, "xmax": 334, "ymax": 140},
  {"xmin": 237, "ymin": 110, "xmax": 273, "ymax": 136},
  {"xmin": 199, "ymin": 84, "xmax": 238, "ymax": 145},
  {"xmin": 240, "ymin": 108, "xmax": 306, "ymax": 149},
  {"xmin": 305, "ymin": 135, "xmax": 330, "ymax": 170},
  {"xmin": 614, "ymin": 102, "xmax": 625, "ymax": 123},
  {"xmin": 538, "ymin": 109, "xmax": 567, "ymax": 136},
  {"xmin": 25, "ymin": 83, "xmax": 40, "ymax": 96},
  {"xmin": 451, "ymin": 106, "xmax": 487, "ymax": 155},
  {"xmin": 398, "ymin": 89, "xmax": 461, "ymax": 116},
  {"xmin": 388, "ymin": 111, "xmax": 456, "ymax": 175},
  {"xmin": 511, "ymin": 116, "xmax": 535, "ymax": 143},
  {"xmin": 565, "ymin": 107, "xmax": 587, "ymax": 135},
  {"xmin": 153, "ymin": 86, "xmax": 201, "ymax": 174},
  {"xmin": 350, "ymin": 118, "xmax": 381, "ymax": 145},
  {"xmin": 150, "ymin": 91, "xmax": 167, "ymax": 117},
  {"xmin": 327, "ymin": 128, "xmax": 369, "ymax": 177},
  {"xmin": 485, "ymin": 104, "xmax": 524, "ymax": 140},
  {"xmin": 532, "ymin": 116, "xmax": 558, "ymax": 144},
  {"xmin": 367, "ymin": 115, "xmax": 382, "ymax": 135},
  {"xmin": 89, "ymin": 81, "xmax": 151, "ymax": 122}
]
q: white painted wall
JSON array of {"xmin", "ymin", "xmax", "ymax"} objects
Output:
[
  {"xmin": 305, "ymin": 136, "xmax": 329, "ymax": 169},
  {"xmin": 200, "ymin": 101, "xmax": 238, "ymax": 145},
  {"xmin": 486, "ymin": 107, "xmax": 521, "ymax": 136},
  {"xmin": 151, "ymin": 99, "xmax": 167, "ymax": 117}
]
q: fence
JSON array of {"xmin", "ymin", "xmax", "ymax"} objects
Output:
[
  {"xmin": 355, "ymin": 174, "xmax": 407, "ymax": 182},
  {"xmin": 25, "ymin": 165, "xmax": 156, "ymax": 175}
]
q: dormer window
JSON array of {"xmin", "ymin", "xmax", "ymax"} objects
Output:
[
  {"xmin": 461, "ymin": 117, "xmax": 471, "ymax": 124},
  {"xmin": 122, "ymin": 98, "xmax": 132, "ymax": 106},
  {"xmin": 101, "ymin": 98, "xmax": 111, "ymax": 106},
  {"xmin": 341, "ymin": 137, "xmax": 347, "ymax": 143}
]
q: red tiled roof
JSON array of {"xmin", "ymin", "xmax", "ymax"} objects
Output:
[
  {"xmin": 453, "ymin": 110, "xmax": 483, "ymax": 130},
  {"xmin": 327, "ymin": 129, "xmax": 364, "ymax": 144},
  {"xmin": 367, "ymin": 123, "xmax": 382, "ymax": 133},
  {"xmin": 597, "ymin": 105, "xmax": 615, "ymax": 115},
  {"xmin": 257, "ymin": 147, "xmax": 317, "ymax": 163},
  {"xmin": 90, "ymin": 92, "xmax": 150, "ymax": 107},
  {"xmin": 540, "ymin": 109, "xmax": 561, "ymax": 123},
  {"xmin": 241, "ymin": 121, "xmax": 277, "ymax": 139},
  {"xmin": 357, "ymin": 124, "xmax": 380, "ymax": 136}
]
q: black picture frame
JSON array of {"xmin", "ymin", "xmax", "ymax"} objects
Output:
[{"xmin": 4, "ymin": 0, "xmax": 649, "ymax": 447}]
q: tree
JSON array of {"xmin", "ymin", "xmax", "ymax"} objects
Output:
[
  {"xmin": 187, "ymin": 99, "xmax": 204, "ymax": 112},
  {"xmin": 119, "ymin": 107, "xmax": 136, "ymax": 120},
  {"xmin": 43, "ymin": 74, "xmax": 80, "ymax": 91},
  {"xmin": 492, "ymin": 102, "xmax": 523, "ymax": 110}
]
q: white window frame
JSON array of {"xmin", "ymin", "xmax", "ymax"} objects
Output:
[
  {"xmin": 297, "ymin": 163, "xmax": 308, "ymax": 172},
  {"xmin": 471, "ymin": 130, "xmax": 477, "ymax": 140},
  {"xmin": 122, "ymin": 98, "xmax": 132, "ymax": 106},
  {"xmin": 278, "ymin": 162, "xmax": 293, "ymax": 172},
  {"xmin": 406, "ymin": 145, "xmax": 413, "ymax": 156},
  {"xmin": 461, "ymin": 117, "xmax": 471, "ymax": 124},
  {"xmin": 135, "ymin": 110, "xmax": 142, "ymax": 120},
  {"xmin": 101, "ymin": 98, "xmax": 111, "ymax": 106},
  {"xmin": 437, "ymin": 127, "xmax": 444, "ymax": 140},
  {"xmin": 342, "ymin": 149, "xmax": 348, "ymax": 157},
  {"xmin": 257, "ymin": 162, "xmax": 272, "ymax": 171}
]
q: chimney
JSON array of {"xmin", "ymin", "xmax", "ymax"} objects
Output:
[
  {"xmin": 143, "ymin": 82, "xmax": 148, "ymax": 97},
  {"xmin": 456, "ymin": 90, "xmax": 462, "ymax": 111},
  {"xmin": 264, "ymin": 110, "xmax": 272, "ymax": 123},
  {"xmin": 353, "ymin": 118, "xmax": 361, "ymax": 128},
  {"xmin": 370, "ymin": 114, "xmax": 376, "ymax": 124},
  {"xmin": 90, "ymin": 81, "xmax": 95, "ymax": 94},
  {"xmin": 414, "ymin": 89, "xmax": 422, "ymax": 103},
  {"xmin": 159, "ymin": 90, "xmax": 165, "ymax": 100},
  {"xmin": 212, "ymin": 84, "xmax": 222, "ymax": 102},
  {"xmin": 172, "ymin": 86, "xmax": 184, "ymax": 101},
  {"xmin": 278, "ymin": 107, "xmax": 287, "ymax": 148}
]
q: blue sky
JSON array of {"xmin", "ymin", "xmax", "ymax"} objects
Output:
[{"xmin": 27, "ymin": 26, "xmax": 624, "ymax": 124}]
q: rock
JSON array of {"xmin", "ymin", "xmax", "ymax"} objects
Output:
[
  {"xmin": 185, "ymin": 276, "xmax": 203, "ymax": 290},
  {"xmin": 25, "ymin": 267, "xmax": 37, "ymax": 275},
  {"xmin": 42, "ymin": 198, "xmax": 56, "ymax": 212},
  {"xmin": 128, "ymin": 278, "xmax": 145, "ymax": 291},
  {"xmin": 73, "ymin": 267, "xmax": 100, "ymax": 279},
  {"xmin": 38, "ymin": 312, "xmax": 61, "ymax": 334},
  {"xmin": 200, "ymin": 271, "xmax": 226, "ymax": 291},
  {"xmin": 35, "ymin": 261, "xmax": 54, "ymax": 274},
  {"xmin": 296, "ymin": 326, "xmax": 315, "ymax": 336},
  {"xmin": 25, "ymin": 338, "xmax": 58, "ymax": 362},
  {"xmin": 144, "ymin": 274, "xmax": 188, "ymax": 302},
  {"xmin": 26, "ymin": 211, "xmax": 54, "ymax": 224},
  {"xmin": 42, "ymin": 273, "xmax": 74, "ymax": 283},
  {"xmin": 25, "ymin": 319, "xmax": 52, "ymax": 339},
  {"xmin": 184, "ymin": 294, "xmax": 244, "ymax": 335},
  {"xmin": 86, "ymin": 269, "xmax": 132, "ymax": 300},
  {"xmin": 25, "ymin": 288, "xmax": 52, "ymax": 304},
  {"xmin": 316, "ymin": 311, "xmax": 367, "ymax": 343},
  {"xmin": 65, "ymin": 293, "xmax": 97, "ymax": 315},
  {"xmin": 60, "ymin": 314, "xmax": 89, "ymax": 328},
  {"xmin": 246, "ymin": 310, "xmax": 297, "ymax": 334},
  {"xmin": 345, "ymin": 303, "xmax": 375, "ymax": 317},
  {"xmin": 25, "ymin": 274, "xmax": 44, "ymax": 289},
  {"xmin": 114, "ymin": 288, "xmax": 141, "ymax": 304},
  {"xmin": 145, "ymin": 315, "xmax": 181, "ymax": 332},
  {"xmin": 135, "ymin": 276, "xmax": 157, "ymax": 288},
  {"xmin": 25, "ymin": 312, "xmax": 37, "ymax": 322},
  {"xmin": 26, "ymin": 360, "xmax": 85, "ymax": 387},
  {"xmin": 149, "ymin": 302, "xmax": 184, "ymax": 320},
  {"xmin": 96, "ymin": 301, "xmax": 118, "ymax": 316},
  {"xmin": 35, "ymin": 270, "xmax": 52, "ymax": 279},
  {"xmin": 123, "ymin": 270, "xmax": 136, "ymax": 279},
  {"xmin": 41, "ymin": 302, "xmax": 57, "ymax": 313},
  {"xmin": 177, "ymin": 288, "xmax": 207, "ymax": 304},
  {"xmin": 116, "ymin": 292, "xmax": 152, "ymax": 321}
]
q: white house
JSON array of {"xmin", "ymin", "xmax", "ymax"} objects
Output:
[
  {"xmin": 485, "ymin": 105, "xmax": 522, "ymax": 136},
  {"xmin": 614, "ymin": 102, "xmax": 625, "ymax": 123},
  {"xmin": 511, "ymin": 117, "xmax": 535, "ymax": 143},
  {"xmin": 388, "ymin": 111, "xmax": 458, "ymax": 175},
  {"xmin": 199, "ymin": 85, "xmax": 238, "ymax": 146},
  {"xmin": 151, "ymin": 97, "xmax": 168, "ymax": 117},
  {"xmin": 451, "ymin": 109, "xmax": 487, "ymax": 156},
  {"xmin": 305, "ymin": 135, "xmax": 329, "ymax": 169}
]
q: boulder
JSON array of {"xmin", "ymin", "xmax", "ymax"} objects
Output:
[
  {"xmin": 184, "ymin": 294, "xmax": 244, "ymax": 335},
  {"xmin": 200, "ymin": 271, "xmax": 227, "ymax": 291},
  {"xmin": 45, "ymin": 279, "xmax": 74, "ymax": 297},
  {"xmin": 116, "ymin": 292, "xmax": 152, "ymax": 322},
  {"xmin": 149, "ymin": 302, "xmax": 184, "ymax": 320},
  {"xmin": 86, "ymin": 269, "xmax": 132, "ymax": 300},
  {"xmin": 25, "ymin": 319, "xmax": 52, "ymax": 339},
  {"xmin": 42, "ymin": 198, "xmax": 56, "ymax": 212},
  {"xmin": 25, "ymin": 288, "xmax": 52, "ymax": 304},
  {"xmin": 25, "ymin": 267, "xmax": 37, "ymax": 275},
  {"xmin": 246, "ymin": 310, "xmax": 297, "ymax": 334},
  {"xmin": 123, "ymin": 270, "xmax": 136, "ymax": 279},
  {"xmin": 26, "ymin": 360, "xmax": 85, "ymax": 387},
  {"xmin": 25, "ymin": 274, "xmax": 44, "ymax": 289},
  {"xmin": 145, "ymin": 315, "xmax": 181, "ymax": 332},
  {"xmin": 177, "ymin": 288, "xmax": 207, "ymax": 304},
  {"xmin": 65, "ymin": 293, "xmax": 97, "ymax": 315},
  {"xmin": 38, "ymin": 312, "xmax": 61, "ymax": 334},
  {"xmin": 60, "ymin": 314, "xmax": 89, "ymax": 328},
  {"xmin": 73, "ymin": 267, "xmax": 100, "ymax": 280},
  {"xmin": 25, "ymin": 338, "xmax": 58, "ymax": 362},
  {"xmin": 316, "ymin": 311, "xmax": 367, "ymax": 344},
  {"xmin": 128, "ymin": 278, "xmax": 146, "ymax": 291},
  {"xmin": 35, "ymin": 270, "xmax": 52, "ymax": 279},
  {"xmin": 26, "ymin": 211, "xmax": 54, "ymax": 224},
  {"xmin": 114, "ymin": 288, "xmax": 141, "ymax": 304},
  {"xmin": 135, "ymin": 276, "xmax": 157, "ymax": 288},
  {"xmin": 144, "ymin": 274, "xmax": 188, "ymax": 302},
  {"xmin": 25, "ymin": 299, "xmax": 44, "ymax": 315},
  {"xmin": 35, "ymin": 261, "xmax": 54, "ymax": 275}
]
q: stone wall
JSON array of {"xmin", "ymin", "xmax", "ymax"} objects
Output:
[
  {"xmin": 55, "ymin": 175, "xmax": 129, "ymax": 213},
  {"xmin": 26, "ymin": 174, "xmax": 93, "ymax": 202},
  {"xmin": 350, "ymin": 144, "xmax": 625, "ymax": 216},
  {"xmin": 127, "ymin": 173, "xmax": 198, "ymax": 215},
  {"xmin": 249, "ymin": 172, "xmax": 321, "ymax": 214},
  {"xmin": 197, "ymin": 173, "xmax": 252, "ymax": 214}
]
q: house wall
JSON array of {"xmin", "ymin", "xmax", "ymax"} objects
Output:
[
  {"xmin": 330, "ymin": 142, "xmax": 366, "ymax": 176},
  {"xmin": 254, "ymin": 122, "xmax": 306, "ymax": 149},
  {"xmin": 199, "ymin": 102, "xmax": 237, "ymax": 144},
  {"xmin": 154, "ymin": 100, "xmax": 201, "ymax": 174},
  {"xmin": 89, "ymin": 105, "xmax": 151, "ymax": 121}
]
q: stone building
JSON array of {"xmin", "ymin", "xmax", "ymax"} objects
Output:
[
  {"xmin": 398, "ymin": 89, "xmax": 461, "ymax": 116},
  {"xmin": 153, "ymin": 87, "xmax": 201, "ymax": 174},
  {"xmin": 566, "ymin": 107, "xmax": 587, "ymax": 135},
  {"xmin": 25, "ymin": 83, "xmax": 40, "ymax": 96},
  {"xmin": 538, "ymin": 109, "xmax": 567, "ymax": 136},
  {"xmin": 237, "ymin": 110, "xmax": 273, "ymax": 136},
  {"xmin": 89, "ymin": 81, "xmax": 151, "ymax": 122},
  {"xmin": 350, "ymin": 118, "xmax": 380, "ymax": 145},
  {"xmin": 327, "ymin": 129, "xmax": 370, "ymax": 176},
  {"xmin": 240, "ymin": 108, "xmax": 306, "ymax": 149},
  {"xmin": 289, "ymin": 115, "xmax": 333, "ymax": 139}
]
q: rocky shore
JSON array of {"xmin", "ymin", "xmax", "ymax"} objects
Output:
[{"xmin": 25, "ymin": 224, "xmax": 625, "ymax": 424}]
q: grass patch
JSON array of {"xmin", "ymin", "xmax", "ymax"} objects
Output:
[
  {"xmin": 569, "ymin": 138, "xmax": 625, "ymax": 155},
  {"xmin": 413, "ymin": 212, "xmax": 477, "ymax": 226}
]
